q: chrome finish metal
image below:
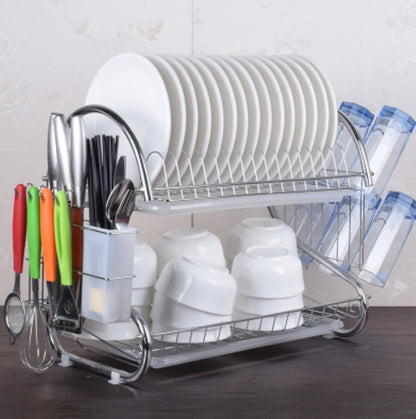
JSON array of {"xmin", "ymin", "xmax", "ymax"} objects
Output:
[
  {"xmin": 54, "ymin": 310, "xmax": 152, "ymax": 383},
  {"xmin": 23, "ymin": 106, "xmax": 375, "ymax": 383},
  {"xmin": 129, "ymin": 111, "xmax": 373, "ymax": 213},
  {"xmin": 297, "ymin": 242, "xmax": 369, "ymax": 337},
  {"xmin": 67, "ymin": 105, "xmax": 153, "ymax": 202},
  {"xmin": 338, "ymin": 109, "xmax": 373, "ymax": 187}
]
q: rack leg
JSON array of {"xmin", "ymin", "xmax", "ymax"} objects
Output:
[{"xmin": 51, "ymin": 309, "xmax": 152, "ymax": 384}]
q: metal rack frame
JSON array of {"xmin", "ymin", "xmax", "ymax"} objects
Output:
[{"xmin": 36, "ymin": 104, "xmax": 373, "ymax": 384}]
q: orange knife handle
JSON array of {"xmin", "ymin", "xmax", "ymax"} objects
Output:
[{"xmin": 40, "ymin": 188, "xmax": 56, "ymax": 283}]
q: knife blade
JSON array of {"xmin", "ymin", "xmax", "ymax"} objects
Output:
[
  {"xmin": 115, "ymin": 156, "xmax": 126, "ymax": 185},
  {"xmin": 53, "ymin": 113, "xmax": 72, "ymax": 202}
]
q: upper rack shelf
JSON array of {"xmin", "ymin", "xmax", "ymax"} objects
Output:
[{"xmin": 68, "ymin": 105, "xmax": 373, "ymax": 215}]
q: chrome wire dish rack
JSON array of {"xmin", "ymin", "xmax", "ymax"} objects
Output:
[
  {"xmin": 38, "ymin": 105, "xmax": 372, "ymax": 384},
  {"xmin": 138, "ymin": 110, "xmax": 371, "ymax": 214}
]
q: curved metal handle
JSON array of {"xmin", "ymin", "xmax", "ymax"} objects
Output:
[
  {"xmin": 296, "ymin": 241, "xmax": 369, "ymax": 337},
  {"xmin": 127, "ymin": 308, "xmax": 152, "ymax": 381},
  {"xmin": 51, "ymin": 308, "xmax": 152, "ymax": 383},
  {"xmin": 338, "ymin": 109, "xmax": 373, "ymax": 188},
  {"xmin": 67, "ymin": 105, "xmax": 153, "ymax": 202}
]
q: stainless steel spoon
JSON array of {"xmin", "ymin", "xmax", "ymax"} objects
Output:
[{"xmin": 105, "ymin": 178, "xmax": 135, "ymax": 229}]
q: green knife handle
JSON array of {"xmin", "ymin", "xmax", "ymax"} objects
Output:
[
  {"xmin": 27, "ymin": 186, "xmax": 40, "ymax": 280},
  {"xmin": 54, "ymin": 191, "xmax": 72, "ymax": 286}
]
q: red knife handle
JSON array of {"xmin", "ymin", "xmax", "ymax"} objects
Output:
[{"xmin": 12, "ymin": 184, "xmax": 27, "ymax": 274}]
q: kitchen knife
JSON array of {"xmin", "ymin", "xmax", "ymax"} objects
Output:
[
  {"xmin": 69, "ymin": 115, "xmax": 87, "ymax": 282},
  {"xmin": 47, "ymin": 114, "xmax": 59, "ymax": 192},
  {"xmin": 53, "ymin": 113, "xmax": 73, "ymax": 202}
]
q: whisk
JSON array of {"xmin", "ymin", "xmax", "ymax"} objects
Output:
[{"xmin": 19, "ymin": 185, "xmax": 57, "ymax": 372}]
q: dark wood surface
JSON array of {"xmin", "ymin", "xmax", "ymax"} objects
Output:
[{"xmin": 1, "ymin": 307, "xmax": 416, "ymax": 418}]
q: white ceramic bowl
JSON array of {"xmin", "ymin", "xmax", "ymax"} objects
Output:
[
  {"xmin": 133, "ymin": 238, "xmax": 157, "ymax": 288},
  {"xmin": 151, "ymin": 291, "xmax": 233, "ymax": 343},
  {"xmin": 131, "ymin": 286, "xmax": 154, "ymax": 306},
  {"xmin": 233, "ymin": 308, "xmax": 304, "ymax": 331},
  {"xmin": 233, "ymin": 292, "xmax": 304, "ymax": 316},
  {"xmin": 231, "ymin": 245, "xmax": 304, "ymax": 299},
  {"xmin": 226, "ymin": 217, "xmax": 298, "ymax": 266},
  {"xmin": 151, "ymin": 291, "xmax": 232, "ymax": 328},
  {"xmin": 155, "ymin": 254, "xmax": 236, "ymax": 315},
  {"xmin": 154, "ymin": 228, "xmax": 226, "ymax": 275}
]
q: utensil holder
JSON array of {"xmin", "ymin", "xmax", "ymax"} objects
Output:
[
  {"xmin": 350, "ymin": 191, "xmax": 416, "ymax": 287},
  {"xmin": 81, "ymin": 225, "xmax": 137, "ymax": 323}
]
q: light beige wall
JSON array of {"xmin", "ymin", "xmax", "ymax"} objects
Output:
[{"xmin": 1, "ymin": 0, "xmax": 415, "ymax": 305}]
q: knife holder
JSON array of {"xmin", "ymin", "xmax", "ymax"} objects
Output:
[{"xmin": 81, "ymin": 225, "xmax": 136, "ymax": 323}]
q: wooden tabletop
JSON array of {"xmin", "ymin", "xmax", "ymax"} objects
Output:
[{"xmin": 1, "ymin": 307, "xmax": 416, "ymax": 418}]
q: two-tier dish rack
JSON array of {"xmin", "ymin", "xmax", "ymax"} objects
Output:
[{"xmin": 32, "ymin": 104, "xmax": 373, "ymax": 384}]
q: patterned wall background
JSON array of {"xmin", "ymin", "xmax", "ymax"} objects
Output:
[{"xmin": 1, "ymin": 0, "xmax": 416, "ymax": 304}]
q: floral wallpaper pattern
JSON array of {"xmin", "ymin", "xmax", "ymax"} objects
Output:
[{"xmin": 0, "ymin": 0, "xmax": 415, "ymax": 305}]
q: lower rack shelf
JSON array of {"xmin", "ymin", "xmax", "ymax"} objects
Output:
[
  {"xmin": 150, "ymin": 316, "xmax": 343, "ymax": 369},
  {"xmin": 54, "ymin": 295, "xmax": 366, "ymax": 383}
]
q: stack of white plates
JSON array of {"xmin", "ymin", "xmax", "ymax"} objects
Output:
[{"xmin": 85, "ymin": 53, "xmax": 337, "ymax": 188}]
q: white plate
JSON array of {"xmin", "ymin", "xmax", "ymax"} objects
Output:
[
  {"xmin": 302, "ymin": 56, "xmax": 338, "ymax": 170},
  {"xmin": 145, "ymin": 54, "xmax": 186, "ymax": 186},
  {"xmin": 175, "ymin": 56, "xmax": 212, "ymax": 185},
  {"xmin": 279, "ymin": 56, "xmax": 318, "ymax": 178},
  {"xmin": 163, "ymin": 55, "xmax": 199, "ymax": 186},
  {"xmin": 246, "ymin": 56, "xmax": 285, "ymax": 180},
  {"xmin": 235, "ymin": 56, "xmax": 272, "ymax": 181},
  {"xmin": 212, "ymin": 56, "xmax": 249, "ymax": 183},
  {"xmin": 198, "ymin": 56, "xmax": 238, "ymax": 183},
  {"xmin": 85, "ymin": 53, "xmax": 171, "ymax": 185},
  {"xmin": 269, "ymin": 56, "xmax": 306, "ymax": 178},
  {"xmin": 186, "ymin": 56, "xmax": 224, "ymax": 185},
  {"xmin": 258, "ymin": 56, "xmax": 296, "ymax": 179},
  {"xmin": 289, "ymin": 55, "xmax": 329, "ymax": 175},
  {"xmin": 221, "ymin": 56, "xmax": 261, "ymax": 183}
]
